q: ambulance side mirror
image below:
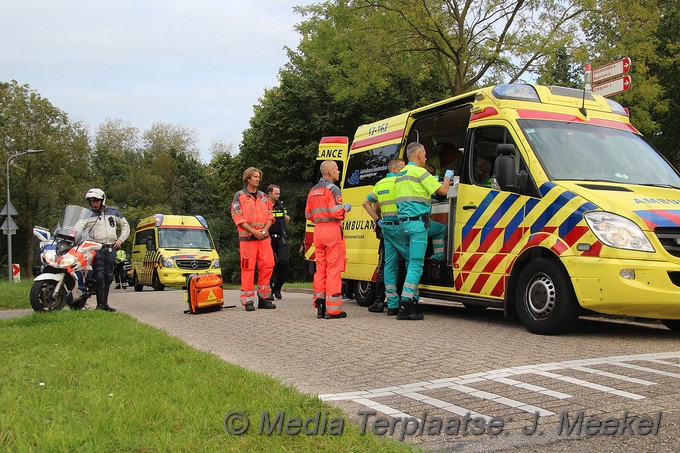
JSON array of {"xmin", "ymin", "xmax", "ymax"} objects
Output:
[
  {"xmin": 214, "ymin": 240, "xmax": 221, "ymax": 253},
  {"xmin": 494, "ymin": 144, "xmax": 519, "ymax": 192}
]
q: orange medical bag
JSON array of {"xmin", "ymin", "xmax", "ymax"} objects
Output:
[{"xmin": 184, "ymin": 273, "xmax": 224, "ymax": 314}]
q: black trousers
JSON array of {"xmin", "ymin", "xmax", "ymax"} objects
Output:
[
  {"xmin": 114, "ymin": 262, "xmax": 126, "ymax": 284},
  {"xmin": 94, "ymin": 246, "xmax": 116, "ymax": 289},
  {"xmin": 270, "ymin": 236, "xmax": 289, "ymax": 289}
]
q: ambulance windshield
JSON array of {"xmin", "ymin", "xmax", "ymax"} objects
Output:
[
  {"xmin": 158, "ymin": 228, "xmax": 213, "ymax": 249},
  {"xmin": 519, "ymin": 120, "xmax": 680, "ymax": 188}
]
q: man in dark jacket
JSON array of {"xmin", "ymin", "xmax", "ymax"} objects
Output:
[{"xmin": 267, "ymin": 184, "xmax": 290, "ymax": 300}]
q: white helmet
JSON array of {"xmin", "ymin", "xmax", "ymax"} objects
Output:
[{"xmin": 85, "ymin": 188, "xmax": 106, "ymax": 205}]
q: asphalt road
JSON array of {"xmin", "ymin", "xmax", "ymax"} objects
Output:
[{"xmin": 7, "ymin": 288, "xmax": 680, "ymax": 452}]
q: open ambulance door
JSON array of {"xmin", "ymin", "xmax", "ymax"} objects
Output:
[{"xmin": 302, "ymin": 136, "xmax": 349, "ymax": 281}]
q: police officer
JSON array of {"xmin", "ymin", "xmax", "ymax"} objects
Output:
[
  {"xmin": 362, "ymin": 157, "xmax": 406, "ymax": 315},
  {"xmin": 114, "ymin": 248, "xmax": 128, "ymax": 289},
  {"xmin": 394, "ymin": 143, "xmax": 453, "ymax": 320},
  {"xmin": 305, "ymin": 160, "xmax": 350, "ymax": 319},
  {"xmin": 267, "ymin": 184, "xmax": 290, "ymax": 300},
  {"xmin": 75, "ymin": 188, "xmax": 130, "ymax": 312}
]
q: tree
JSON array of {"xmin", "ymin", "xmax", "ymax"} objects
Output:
[
  {"xmin": 650, "ymin": 0, "xmax": 680, "ymax": 164},
  {"xmin": 143, "ymin": 122, "xmax": 199, "ymax": 158},
  {"xmin": 299, "ymin": 0, "xmax": 594, "ymax": 97},
  {"xmin": 582, "ymin": 0, "xmax": 665, "ymax": 145},
  {"xmin": 536, "ymin": 46, "xmax": 582, "ymax": 87},
  {"xmin": 92, "ymin": 118, "xmax": 140, "ymax": 207},
  {"xmin": 0, "ymin": 80, "xmax": 92, "ymax": 277}
]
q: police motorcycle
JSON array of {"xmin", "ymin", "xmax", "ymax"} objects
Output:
[{"xmin": 30, "ymin": 205, "xmax": 102, "ymax": 312}]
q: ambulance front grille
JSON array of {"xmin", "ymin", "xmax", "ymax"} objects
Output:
[
  {"xmin": 175, "ymin": 259, "xmax": 212, "ymax": 270},
  {"xmin": 654, "ymin": 228, "xmax": 680, "ymax": 258}
]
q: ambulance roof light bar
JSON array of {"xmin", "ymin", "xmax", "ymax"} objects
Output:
[
  {"xmin": 605, "ymin": 98, "xmax": 629, "ymax": 116},
  {"xmin": 196, "ymin": 215, "xmax": 209, "ymax": 229},
  {"xmin": 154, "ymin": 214, "xmax": 164, "ymax": 227},
  {"xmin": 492, "ymin": 84, "xmax": 540, "ymax": 102}
]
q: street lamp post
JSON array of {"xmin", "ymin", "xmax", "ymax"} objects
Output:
[{"xmin": 5, "ymin": 149, "xmax": 44, "ymax": 281}]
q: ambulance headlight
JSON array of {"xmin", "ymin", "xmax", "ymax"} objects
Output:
[
  {"xmin": 584, "ymin": 212, "xmax": 654, "ymax": 252},
  {"xmin": 161, "ymin": 257, "xmax": 175, "ymax": 268},
  {"xmin": 212, "ymin": 259, "xmax": 220, "ymax": 269}
]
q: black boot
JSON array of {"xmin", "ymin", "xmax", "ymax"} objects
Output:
[
  {"xmin": 368, "ymin": 281, "xmax": 386, "ymax": 313},
  {"xmin": 396, "ymin": 298, "xmax": 422, "ymax": 320},
  {"xmin": 258, "ymin": 296, "xmax": 276, "ymax": 309},
  {"xmin": 315, "ymin": 298, "xmax": 325, "ymax": 319},
  {"xmin": 96, "ymin": 288, "xmax": 116, "ymax": 312},
  {"xmin": 272, "ymin": 285, "xmax": 282, "ymax": 300}
]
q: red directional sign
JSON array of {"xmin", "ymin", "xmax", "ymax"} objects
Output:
[
  {"xmin": 592, "ymin": 75, "xmax": 631, "ymax": 97},
  {"xmin": 592, "ymin": 57, "xmax": 632, "ymax": 83}
]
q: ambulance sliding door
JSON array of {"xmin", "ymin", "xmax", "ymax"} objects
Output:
[{"xmin": 341, "ymin": 142, "xmax": 401, "ymax": 281}]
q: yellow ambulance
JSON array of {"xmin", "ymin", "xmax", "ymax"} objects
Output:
[
  {"xmin": 322, "ymin": 83, "xmax": 680, "ymax": 334},
  {"xmin": 130, "ymin": 214, "xmax": 221, "ymax": 291}
]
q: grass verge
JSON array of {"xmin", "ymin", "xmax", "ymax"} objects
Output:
[
  {"xmin": 0, "ymin": 280, "xmax": 32, "ymax": 310},
  {"xmin": 0, "ymin": 311, "xmax": 412, "ymax": 452}
]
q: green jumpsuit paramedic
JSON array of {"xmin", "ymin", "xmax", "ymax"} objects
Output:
[
  {"xmin": 363, "ymin": 157, "xmax": 406, "ymax": 315},
  {"xmin": 394, "ymin": 142, "xmax": 453, "ymax": 320}
]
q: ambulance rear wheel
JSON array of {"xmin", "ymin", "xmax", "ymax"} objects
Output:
[
  {"xmin": 515, "ymin": 259, "xmax": 579, "ymax": 335},
  {"xmin": 662, "ymin": 320, "xmax": 680, "ymax": 332},
  {"xmin": 152, "ymin": 271, "xmax": 165, "ymax": 291},
  {"xmin": 354, "ymin": 280, "xmax": 375, "ymax": 307}
]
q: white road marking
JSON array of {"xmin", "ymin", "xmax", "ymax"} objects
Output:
[{"xmin": 318, "ymin": 351, "xmax": 680, "ymax": 420}]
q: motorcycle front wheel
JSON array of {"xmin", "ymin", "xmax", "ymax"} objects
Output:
[{"xmin": 30, "ymin": 279, "xmax": 66, "ymax": 312}]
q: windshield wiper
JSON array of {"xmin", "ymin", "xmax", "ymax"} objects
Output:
[{"xmin": 636, "ymin": 183, "xmax": 680, "ymax": 190}]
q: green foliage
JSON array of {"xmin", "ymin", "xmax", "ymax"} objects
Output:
[
  {"xmin": 1, "ymin": 80, "xmax": 93, "ymax": 277},
  {"xmin": 0, "ymin": 311, "xmax": 409, "ymax": 451},
  {"xmin": 298, "ymin": 0, "xmax": 594, "ymax": 96},
  {"xmin": 536, "ymin": 47, "xmax": 583, "ymax": 88},
  {"xmin": 583, "ymin": 1, "xmax": 661, "ymax": 130},
  {"xmin": 650, "ymin": 0, "xmax": 680, "ymax": 164}
]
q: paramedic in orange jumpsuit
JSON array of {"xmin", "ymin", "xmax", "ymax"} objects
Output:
[
  {"xmin": 231, "ymin": 167, "xmax": 277, "ymax": 311},
  {"xmin": 305, "ymin": 160, "xmax": 351, "ymax": 319}
]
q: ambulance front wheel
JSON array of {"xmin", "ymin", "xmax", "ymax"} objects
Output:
[
  {"xmin": 515, "ymin": 259, "xmax": 579, "ymax": 335},
  {"xmin": 152, "ymin": 271, "xmax": 165, "ymax": 291},
  {"xmin": 132, "ymin": 273, "xmax": 143, "ymax": 292}
]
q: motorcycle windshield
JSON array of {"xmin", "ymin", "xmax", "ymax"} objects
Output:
[{"xmin": 55, "ymin": 205, "xmax": 94, "ymax": 241}]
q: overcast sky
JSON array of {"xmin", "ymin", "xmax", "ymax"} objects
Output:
[{"xmin": 1, "ymin": 0, "xmax": 315, "ymax": 161}]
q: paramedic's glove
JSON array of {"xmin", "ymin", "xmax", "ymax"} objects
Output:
[
  {"xmin": 444, "ymin": 169, "xmax": 455, "ymax": 179},
  {"xmin": 344, "ymin": 204, "xmax": 352, "ymax": 212},
  {"xmin": 376, "ymin": 219, "xmax": 384, "ymax": 228}
]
